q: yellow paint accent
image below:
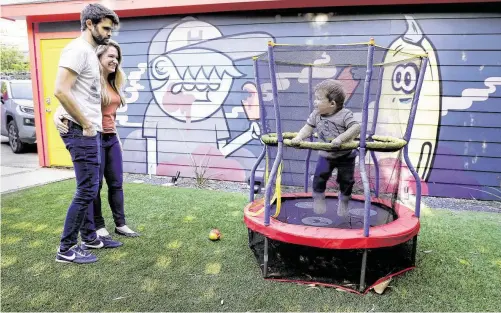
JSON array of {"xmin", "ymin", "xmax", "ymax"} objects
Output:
[
  {"xmin": 40, "ymin": 38, "xmax": 74, "ymax": 167},
  {"xmin": 271, "ymin": 161, "xmax": 282, "ymax": 218}
]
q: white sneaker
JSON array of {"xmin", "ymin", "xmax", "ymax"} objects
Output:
[
  {"xmin": 115, "ymin": 225, "xmax": 140, "ymax": 237},
  {"xmin": 96, "ymin": 228, "xmax": 110, "ymax": 237}
]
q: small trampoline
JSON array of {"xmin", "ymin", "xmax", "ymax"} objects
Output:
[
  {"xmin": 245, "ymin": 39, "xmax": 428, "ymax": 294},
  {"xmin": 245, "ymin": 193, "xmax": 419, "ymax": 249}
]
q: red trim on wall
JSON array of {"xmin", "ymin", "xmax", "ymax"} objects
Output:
[
  {"xmin": 3, "ymin": 0, "xmax": 501, "ymax": 21},
  {"xmin": 27, "ymin": 20, "xmax": 46, "ymax": 167},
  {"xmin": 37, "ymin": 32, "xmax": 81, "ymax": 40},
  {"xmin": 33, "ymin": 29, "xmax": 81, "ymax": 167}
]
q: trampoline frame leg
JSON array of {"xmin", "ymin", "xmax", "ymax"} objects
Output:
[
  {"xmin": 411, "ymin": 235, "xmax": 418, "ymax": 266},
  {"xmin": 263, "ymin": 237, "xmax": 269, "ymax": 277},
  {"xmin": 247, "ymin": 228, "xmax": 254, "ymax": 248},
  {"xmin": 359, "ymin": 249, "xmax": 368, "ymax": 292}
]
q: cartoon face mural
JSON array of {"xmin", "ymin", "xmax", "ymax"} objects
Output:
[
  {"xmin": 149, "ymin": 49, "xmax": 244, "ymax": 122},
  {"xmin": 375, "ymin": 16, "xmax": 441, "ymax": 181},
  {"xmin": 140, "ymin": 17, "xmax": 272, "ymax": 180}
]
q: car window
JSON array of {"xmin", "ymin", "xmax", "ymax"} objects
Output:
[{"xmin": 10, "ymin": 82, "xmax": 33, "ymax": 100}]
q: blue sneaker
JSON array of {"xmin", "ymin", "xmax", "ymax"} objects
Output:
[
  {"xmin": 82, "ymin": 237, "xmax": 123, "ymax": 249},
  {"xmin": 56, "ymin": 245, "xmax": 97, "ymax": 264}
]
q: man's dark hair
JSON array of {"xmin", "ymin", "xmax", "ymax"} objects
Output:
[{"xmin": 80, "ymin": 3, "xmax": 119, "ymax": 31}]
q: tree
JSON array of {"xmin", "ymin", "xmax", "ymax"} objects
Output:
[{"xmin": 0, "ymin": 45, "xmax": 29, "ymax": 73}]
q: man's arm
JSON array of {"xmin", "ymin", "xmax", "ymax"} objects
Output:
[{"xmin": 54, "ymin": 67, "xmax": 94, "ymax": 133}]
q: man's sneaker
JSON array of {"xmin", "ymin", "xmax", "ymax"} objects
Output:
[
  {"xmin": 55, "ymin": 245, "xmax": 97, "ymax": 264},
  {"xmin": 82, "ymin": 237, "xmax": 123, "ymax": 250}
]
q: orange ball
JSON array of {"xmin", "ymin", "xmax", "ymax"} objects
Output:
[{"xmin": 209, "ymin": 228, "xmax": 221, "ymax": 241}]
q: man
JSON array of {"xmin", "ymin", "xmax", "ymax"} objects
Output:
[{"xmin": 54, "ymin": 3, "xmax": 122, "ymax": 264}]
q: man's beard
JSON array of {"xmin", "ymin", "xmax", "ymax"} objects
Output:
[{"xmin": 91, "ymin": 30, "xmax": 109, "ymax": 45}]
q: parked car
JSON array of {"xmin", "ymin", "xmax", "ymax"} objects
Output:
[{"xmin": 1, "ymin": 79, "xmax": 36, "ymax": 153}]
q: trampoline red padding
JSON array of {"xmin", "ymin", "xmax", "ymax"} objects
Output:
[{"xmin": 244, "ymin": 192, "xmax": 420, "ymax": 249}]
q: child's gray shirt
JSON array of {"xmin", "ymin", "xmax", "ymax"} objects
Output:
[{"xmin": 306, "ymin": 108, "xmax": 358, "ymax": 159}]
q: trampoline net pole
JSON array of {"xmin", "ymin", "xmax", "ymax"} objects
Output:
[
  {"xmin": 304, "ymin": 65, "xmax": 314, "ymax": 193},
  {"xmin": 248, "ymin": 58, "xmax": 267, "ymax": 202},
  {"xmin": 360, "ymin": 40, "xmax": 376, "ymax": 238},
  {"xmin": 403, "ymin": 56, "xmax": 429, "ymax": 219},
  {"xmin": 369, "ymin": 68, "xmax": 384, "ymax": 197},
  {"xmin": 264, "ymin": 42, "xmax": 284, "ymax": 226}
]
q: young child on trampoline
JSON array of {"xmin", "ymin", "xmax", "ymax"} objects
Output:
[{"xmin": 291, "ymin": 79, "xmax": 361, "ymax": 216}]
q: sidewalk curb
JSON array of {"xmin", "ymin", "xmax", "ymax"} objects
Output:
[{"xmin": 1, "ymin": 176, "xmax": 75, "ymax": 195}]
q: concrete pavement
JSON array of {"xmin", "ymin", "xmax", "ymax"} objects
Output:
[{"xmin": 1, "ymin": 136, "xmax": 75, "ymax": 194}]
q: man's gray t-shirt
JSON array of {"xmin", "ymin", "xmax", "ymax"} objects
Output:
[
  {"xmin": 57, "ymin": 37, "xmax": 102, "ymax": 131},
  {"xmin": 306, "ymin": 108, "xmax": 358, "ymax": 159}
]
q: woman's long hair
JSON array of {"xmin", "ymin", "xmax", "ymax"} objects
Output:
[{"xmin": 96, "ymin": 39, "xmax": 126, "ymax": 107}]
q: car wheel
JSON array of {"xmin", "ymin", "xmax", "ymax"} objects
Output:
[{"xmin": 8, "ymin": 120, "xmax": 25, "ymax": 153}]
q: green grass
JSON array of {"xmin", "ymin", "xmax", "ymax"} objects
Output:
[{"xmin": 1, "ymin": 181, "xmax": 501, "ymax": 312}]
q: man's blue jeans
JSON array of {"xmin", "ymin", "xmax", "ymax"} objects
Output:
[{"xmin": 59, "ymin": 120, "xmax": 100, "ymax": 251}]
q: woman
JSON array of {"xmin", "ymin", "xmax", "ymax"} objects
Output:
[{"xmin": 55, "ymin": 39, "xmax": 139, "ymax": 238}]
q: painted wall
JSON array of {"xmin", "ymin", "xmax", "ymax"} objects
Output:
[{"xmin": 39, "ymin": 12, "xmax": 501, "ymax": 200}]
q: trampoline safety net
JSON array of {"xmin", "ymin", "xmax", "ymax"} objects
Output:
[{"xmin": 247, "ymin": 41, "xmax": 426, "ymax": 293}]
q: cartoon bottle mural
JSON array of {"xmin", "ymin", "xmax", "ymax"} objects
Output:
[{"xmin": 375, "ymin": 16, "xmax": 441, "ymax": 182}]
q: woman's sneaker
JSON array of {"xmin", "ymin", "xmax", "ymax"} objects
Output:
[
  {"xmin": 115, "ymin": 225, "xmax": 140, "ymax": 237},
  {"xmin": 96, "ymin": 227, "xmax": 112, "ymax": 240},
  {"xmin": 56, "ymin": 245, "xmax": 97, "ymax": 264}
]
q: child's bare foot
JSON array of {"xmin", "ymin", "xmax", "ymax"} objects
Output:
[
  {"xmin": 337, "ymin": 194, "xmax": 350, "ymax": 216},
  {"xmin": 313, "ymin": 192, "xmax": 327, "ymax": 214}
]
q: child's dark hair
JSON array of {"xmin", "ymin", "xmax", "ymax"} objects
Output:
[
  {"xmin": 80, "ymin": 4, "xmax": 120, "ymax": 31},
  {"xmin": 315, "ymin": 79, "xmax": 346, "ymax": 107}
]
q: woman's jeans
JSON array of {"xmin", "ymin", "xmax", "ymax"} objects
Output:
[
  {"xmin": 91, "ymin": 133, "xmax": 126, "ymax": 229},
  {"xmin": 59, "ymin": 120, "xmax": 100, "ymax": 251}
]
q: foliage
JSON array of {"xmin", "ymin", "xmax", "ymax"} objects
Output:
[{"xmin": 0, "ymin": 45, "xmax": 29, "ymax": 73}]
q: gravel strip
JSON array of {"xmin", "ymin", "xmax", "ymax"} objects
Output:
[{"xmin": 123, "ymin": 173, "xmax": 501, "ymax": 214}]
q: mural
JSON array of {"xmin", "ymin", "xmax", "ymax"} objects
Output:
[
  {"xmin": 117, "ymin": 14, "xmax": 501, "ymax": 200},
  {"xmin": 121, "ymin": 17, "xmax": 270, "ymax": 181}
]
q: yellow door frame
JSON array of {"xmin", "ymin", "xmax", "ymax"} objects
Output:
[{"xmin": 34, "ymin": 30, "xmax": 80, "ymax": 167}]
